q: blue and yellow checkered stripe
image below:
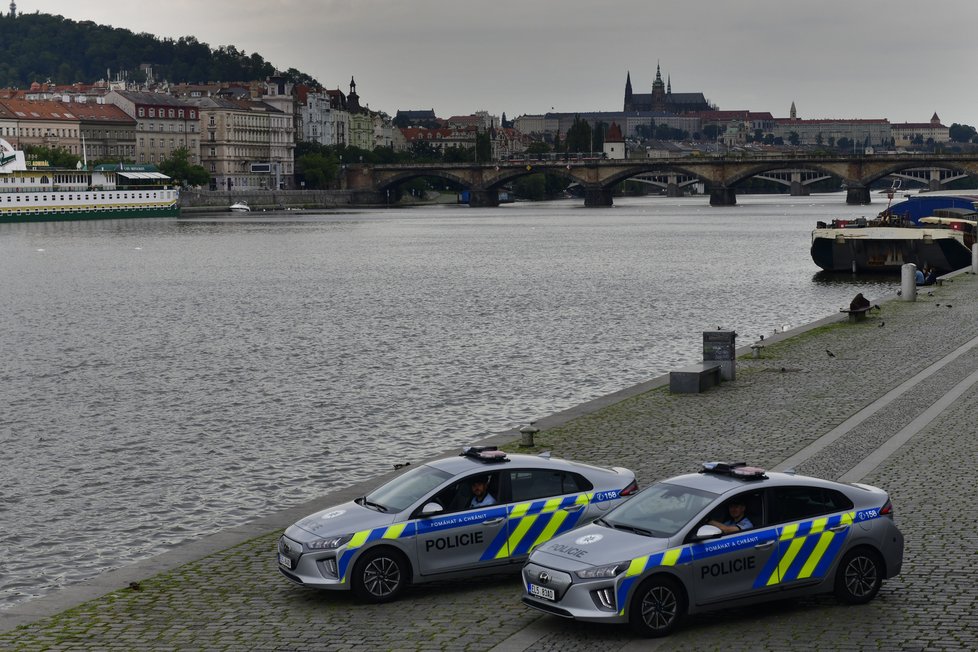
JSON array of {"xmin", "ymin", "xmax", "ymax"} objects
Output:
[
  {"xmin": 482, "ymin": 493, "xmax": 593, "ymax": 560},
  {"xmin": 336, "ymin": 522, "xmax": 418, "ymax": 582},
  {"xmin": 752, "ymin": 511, "xmax": 855, "ymax": 588},
  {"xmin": 335, "ymin": 491, "xmax": 616, "ymax": 582},
  {"xmin": 611, "ymin": 508, "xmax": 878, "ymax": 614},
  {"xmin": 615, "ymin": 547, "xmax": 694, "ymax": 615}
]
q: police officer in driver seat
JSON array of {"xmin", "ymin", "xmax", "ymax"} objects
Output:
[
  {"xmin": 469, "ymin": 476, "xmax": 496, "ymax": 508},
  {"xmin": 708, "ymin": 498, "xmax": 753, "ymax": 534}
]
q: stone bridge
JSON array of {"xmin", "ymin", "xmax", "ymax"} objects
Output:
[{"xmin": 340, "ymin": 153, "xmax": 978, "ymax": 207}]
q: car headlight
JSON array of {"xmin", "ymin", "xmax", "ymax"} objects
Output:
[
  {"xmin": 576, "ymin": 562, "xmax": 628, "ymax": 580},
  {"xmin": 307, "ymin": 534, "xmax": 353, "ymax": 551}
]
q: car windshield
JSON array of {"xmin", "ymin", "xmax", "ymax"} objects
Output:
[
  {"xmin": 364, "ymin": 465, "xmax": 453, "ymax": 513},
  {"xmin": 603, "ymin": 481, "xmax": 717, "ymax": 538}
]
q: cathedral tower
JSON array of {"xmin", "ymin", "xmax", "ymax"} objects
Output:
[{"xmin": 651, "ymin": 63, "xmax": 666, "ymax": 112}]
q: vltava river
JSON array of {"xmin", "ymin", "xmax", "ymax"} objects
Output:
[{"xmin": 0, "ymin": 193, "xmax": 896, "ymax": 608}]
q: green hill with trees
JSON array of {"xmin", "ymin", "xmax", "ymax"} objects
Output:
[{"xmin": 0, "ymin": 11, "xmax": 317, "ymax": 87}]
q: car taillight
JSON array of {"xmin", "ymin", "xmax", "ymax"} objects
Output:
[
  {"xmin": 619, "ymin": 479, "xmax": 639, "ymax": 497},
  {"xmin": 880, "ymin": 500, "xmax": 894, "ymax": 517}
]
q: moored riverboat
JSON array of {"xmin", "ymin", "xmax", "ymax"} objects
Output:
[
  {"xmin": 810, "ymin": 193, "xmax": 978, "ymax": 273},
  {"xmin": 0, "ymin": 138, "xmax": 179, "ymax": 223}
]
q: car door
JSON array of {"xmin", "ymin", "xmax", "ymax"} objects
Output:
[
  {"xmin": 689, "ymin": 489, "xmax": 780, "ymax": 605},
  {"xmin": 484, "ymin": 467, "xmax": 593, "ymax": 562},
  {"xmin": 414, "ymin": 471, "xmax": 509, "ymax": 575},
  {"xmin": 765, "ymin": 485, "xmax": 856, "ymax": 589}
]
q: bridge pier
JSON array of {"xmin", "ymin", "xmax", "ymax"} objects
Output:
[
  {"xmin": 845, "ymin": 186, "xmax": 872, "ymax": 205},
  {"xmin": 584, "ymin": 187, "xmax": 614, "ymax": 208},
  {"xmin": 468, "ymin": 190, "xmax": 499, "ymax": 207},
  {"xmin": 790, "ymin": 180, "xmax": 810, "ymax": 196},
  {"xmin": 666, "ymin": 179, "xmax": 681, "ymax": 197},
  {"xmin": 709, "ymin": 186, "xmax": 737, "ymax": 206},
  {"xmin": 929, "ymin": 177, "xmax": 942, "ymax": 192}
]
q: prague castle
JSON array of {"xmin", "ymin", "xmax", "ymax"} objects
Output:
[{"xmin": 623, "ymin": 64, "xmax": 713, "ymax": 114}]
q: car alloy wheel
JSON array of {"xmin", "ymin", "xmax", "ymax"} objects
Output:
[
  {"xmin": 835, "ymin": 548, "xmax": 883, "ymax": 604},
  {"xmin": 352, "ymin": 548, "xmax": 407, "ymax": 603},
  {"xmin": 629, "ymin": 577, "xmax": 684, "ymax": 638}
]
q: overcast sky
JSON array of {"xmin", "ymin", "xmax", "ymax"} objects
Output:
[{"xmin": 23, "ymin": 0, "xmax": 978, "ymax": 126}]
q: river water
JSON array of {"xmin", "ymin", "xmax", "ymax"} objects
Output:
[{"xmin": 0, "ymin": 193, "xmax": 897, "ymax": 609}]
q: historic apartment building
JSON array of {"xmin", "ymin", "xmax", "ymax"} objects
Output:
[
  {"xmin": 186, "ymin": 96, "xmax": 294, "ymax": 191},
  {"xmin": 0, "ymin": 98, "xmax": 84, "ymax": 154},
  {"xmin": 104, "ymin": 90, "xmax": 200, "ymax": 165},
  {"xmin": 73, "ymin": 102, "xmax": 138, "ymax": 162}
]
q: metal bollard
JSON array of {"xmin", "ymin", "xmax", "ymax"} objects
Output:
[
  {"xmin": 901, "ymin": 263, "xmax": 917, "ymax": 301},
  {"xmin": 519, "ymin": 424, "xmax": 539, "ymax": 447}
]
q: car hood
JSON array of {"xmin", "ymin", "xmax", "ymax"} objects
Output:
[
  {"xmin": 528, "ymin": 523, "xmax": 670, "ymax": 570},
  {"xmin": 286, "ymin": 500, "xmax": 397, "ymax": 542}
]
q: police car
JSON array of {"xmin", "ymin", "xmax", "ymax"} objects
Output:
[
  {"xmin": 277, "ymin": 446, "xmax": 637, "ymax": 602},
  {"xmin": 521, "ymin": 462, "xmax": 904, "ymax": 637}
]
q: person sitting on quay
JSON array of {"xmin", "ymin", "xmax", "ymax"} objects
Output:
[{"xmin": 850, "ymin": 293, "xmax": 871, "ymax": 311}]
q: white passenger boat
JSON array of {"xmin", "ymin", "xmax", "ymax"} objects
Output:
[{"xmin": 0, "ymin": 138, "xmax": 179, "ymax": 223}]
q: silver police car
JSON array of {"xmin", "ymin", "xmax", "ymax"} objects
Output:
[
  {"xmin": 521, "ymin": 462, "xmax": 904, "ymax": 637},
  {"xmin": 278, "ymin": 446, "xmax": 637, "ymax": 602}
]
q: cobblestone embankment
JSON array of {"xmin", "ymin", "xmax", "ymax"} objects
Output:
[{"xmin": 3, "ymin": 274, "xmax": 977, "ymax": 651}]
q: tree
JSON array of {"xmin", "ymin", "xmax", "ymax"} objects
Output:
[
  {"xmin": 0, "ymin": 12, "xmax": 317, "ymax": 88},
  {"xmin": 592, "ymin": 121, "xmax": 608, "ymax": 152},
  {"xmin": 788, "ymin": 131, "xmax": 800, "ymax": 146},
  {"xmin": 295, "ymin": 151, "xmax": 338, "ymax": 189},
  {"xmin": 655, "ymin": 124, "xmax": 686, "ymax": 141},
  {"xmin": 475, "ymin": 130, "xmax": 492, "ymax": 162},
  {"xmin": 159, "ymin": 147, "xmax": 210, "ymax": 186},
  {"xmin": 513, "ymin": 173, "xmax": 547, "ymax": 200},
  {"xmin": 442, "ymin": 146, "xmax": 471, "ymax": 163},
  {"xmin": 564, "ymin": 116, "xmax": 592, "ymax": 153},
  {"xmin": 949, "ymin": 123, "xmax": 978, "ymax": 143},
  {"xmin": 409, "ymin": 140, "xmax": 440, "ymax": 162},
  {"xmin": 24, "ymin": 145, "xmax": 80, "ymax": 169}
]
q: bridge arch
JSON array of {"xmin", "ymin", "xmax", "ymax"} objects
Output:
[
  {"xmin": 373, "ymin": 169, "xmax": 472, "ymax": 193},
  {"xmin": 855, "ymin": 160, "xmax": 978, "ymax": 189}
]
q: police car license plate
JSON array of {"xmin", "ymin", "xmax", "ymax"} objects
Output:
[
  {"xmin": 278, "ymin": 553, "xmax": 292, "ymax": 569},
  {"xmin": 528, "ymin": 583, "xmax": 555, "ymax": 601}
]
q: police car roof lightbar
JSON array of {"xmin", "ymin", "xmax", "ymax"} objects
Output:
[
  {"xmin": 461, "ymin": 446, "xmax": 510, "ymax": 463},
  {"xmin": 701, "ymin": 462, "xmax": 767, "ymax": 479}
]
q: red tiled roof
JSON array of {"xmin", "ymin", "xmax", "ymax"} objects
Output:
[{"xmin": 0, "ymin": 99, "xmax": 80, "ymax": 120}]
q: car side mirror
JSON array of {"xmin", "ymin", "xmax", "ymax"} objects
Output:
[
  {"xmin": 694, "ymin": 524, "xmax": 723, "ymax": 540},
  {"xmin": 421, "ymin": 502, "xmax": 444, "ymax": 516}
]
